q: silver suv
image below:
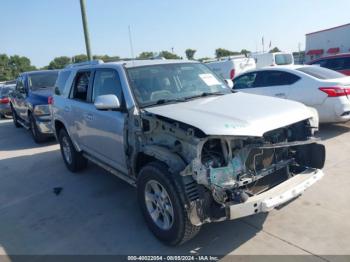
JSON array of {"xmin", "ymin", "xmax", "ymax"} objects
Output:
[{"xmin": 52, "ymin": 59, "xmax": 325, "ymax": 245}]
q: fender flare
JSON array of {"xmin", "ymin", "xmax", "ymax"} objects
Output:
[{"xmin": 142, "ymin": 145, "xmax": 186, "ymax": 173}]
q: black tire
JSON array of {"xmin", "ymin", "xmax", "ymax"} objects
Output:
[
  {"xmin": 137, "ymin": 161, "xmax": 200, "ymax": 246},
  {"xmin": 58, "ymin": 128, "xmax": 87, "ymax": 172},
  {"xmin": 11, "ymin": 106, "xmax": 21, "ymax": 128},
  {"xmin": 30, "ymin": 114, "xmax": 47, "ymax": 143}
]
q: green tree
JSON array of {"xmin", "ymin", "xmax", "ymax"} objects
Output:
[
  {"xmin": 269, "ymin": 47, "xmax": 281, "ymax": 53},
  {"xmin": 240, "ymin": 49, "xmax": 251, "ymax": 56},
  {"xmin": 215, "ymin": 48, "xmax": 240, "ymax": 58},
  {"xmin": 0, "ymin": 55, "xmax": 36, "ymax": 81},
  {"xmin": 185, "ymin": 49, "xmax": 196, "ymax": 60},
  {"xmin": 73, "ymin": 54, "xmax": 88, "ymax": 63},
  {"xmin": 93, "ymin": 55, "xmax": 120, "ymax": 62},
  {"xmin": 159, "ymin": 51, "xmax": 181, "ymax": 59},
  {"xmin": 47, "ymin": 56, "xmax": 71, "ymax": 69},
  {"xmin": 0, "ymin": 54, "xmax": 12, "ymax": 81},
  {"xmin": 137, "ymin": 52, "xmax": 155, "ymax": 59}
]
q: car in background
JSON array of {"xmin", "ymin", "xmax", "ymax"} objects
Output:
[
  {"xmin": 205, "ymin": 56, "xmax": 256, "ymax": 79},
  {"xmin": 252, "ymin": 52, "xmax": 294, "ymax": 68},
  {"xmin": 0, "ymin": 84, "xmax": 15, "ymax": 118},
  {"xmin": 233, "ymin": 65, "xmax": 350, "ymax": 123},
  {"xmin": 308, "ymin": 53, "xmax": 350, "ymax": 76},
  {"xmin": 10, "ymin": 70, "xmax": 59, "ymax": 143},
  {"xmin": 52, "ymin": 60, "xmax": 325, "ymax": 245}
]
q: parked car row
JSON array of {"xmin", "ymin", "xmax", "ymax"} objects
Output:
[
  {"xmin": 6, "ymin": 59, "xmax": 326, "ymax": 246},
  {"xmin": 0, "ymin": 82, "xmax": 16, "ymax": 118}
]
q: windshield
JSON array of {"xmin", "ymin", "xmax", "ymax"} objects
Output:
[
  {"xmin": 275, "ymin": 54, "xmax": 293, "ymax": 65},
  {"xmin": 28, "ymin": 72, "xmax": 58, "ymax": 91},
  {"xmin": 126, "ymin": 63, "xmax": 231, "ymax": 107},
  {"xmin": 297, "ymin": 66, "xmax": 345, "ymax": 79}
]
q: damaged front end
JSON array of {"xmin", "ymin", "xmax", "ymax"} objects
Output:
[{"xmin": 181, "ymin": 120, "xmax": 325, "ymax": 225}]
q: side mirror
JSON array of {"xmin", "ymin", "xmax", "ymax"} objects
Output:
[
  {"xmin": 225, "ymin": 79, "xmax": 234, "ymax": 89},
  {"xmin": 94, "ymin": 94, "xmax": 121, "ymax": 110}
]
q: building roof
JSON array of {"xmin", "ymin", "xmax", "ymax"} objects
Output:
[{"xmin": 306, "ymin": 23, "xmax": 350, "ymax": 36}]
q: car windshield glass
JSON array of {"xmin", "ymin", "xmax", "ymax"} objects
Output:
[
  {"xmin": 297, "ymin": 66, "xmax": 345, "ymax": 79},
  {"xmin": 275, "ymin": 54, "xmax": 293, "ymax": 65},
  {"xmin": 126, "ymin": 63, "xmax": 231, "ymax": 107},
  {"xmin": 28, "ymin": 72, "xmax": 58, "ymax": 91}
]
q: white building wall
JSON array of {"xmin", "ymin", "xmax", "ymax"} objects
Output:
[{"xmin": 305, "ymin": 24, "xmax": 350, "ymax": 62}]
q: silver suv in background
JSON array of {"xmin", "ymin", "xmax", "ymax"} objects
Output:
[{"xmin": 52, "ymin": 60, "xmax": 325, "ymax": 245}]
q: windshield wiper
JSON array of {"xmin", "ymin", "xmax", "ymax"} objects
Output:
[{"xmin": 183, "ymin": 91, "xmax": 226, "ymax": 101}]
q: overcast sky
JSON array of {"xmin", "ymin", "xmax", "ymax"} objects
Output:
[{"xmin": 1, "ymin": 0, "xmax": 350, "ymax": 67}]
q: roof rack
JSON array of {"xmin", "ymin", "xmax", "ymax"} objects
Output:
[{"xmin": 64, "ymin": 59, "xmax": 104, "ymax": 69}]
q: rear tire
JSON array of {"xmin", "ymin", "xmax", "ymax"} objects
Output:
[
  {"xmin": 137, "ymin": 161, "xmax": 200, "ymax": 246},
  {"xmin": 11, "ymin": 106, "xmax": 21, "ymax": 128},
  {"xmin": 58, "ymin": 128, "xmax": 87, "ymax": 172},
  {"xmin": 30, "ymin": 114, "xmax": 47, "ymax": 143}
]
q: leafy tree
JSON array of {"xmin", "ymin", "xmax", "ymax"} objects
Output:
[
  {"xmin": 159, "ymin": 51, "xmax": 181, "ymax": 59},
  {"xmin": 93, "ymin": 55, "xmax": 120, "ymax": 62},
  {"xmin": 240, "ymin": 49, "xmax": 251, "ymax": 56},
  {"xmin": 73, "ymin": 54, "xmax": 88, "ymax": 63},
  {"xmin": 215, "ymin": 48, "xmax": 240, "ymax": 58},
  {"xmin": 137, "ymin": 52, "xmax": 155, "ymax": 59},
  {"xmin": 47, "ymin": 56, "xmax": 71, "ymax": 69},
  {"xmin": 0, "ymin": 54, "xmax": 12, "ymax": 81},
  {"xmin": 0, "ymin": 54, "xmax": 36, "ymax": 81},
  {"xmin": 269, "ymin": 47, "xmax": 281, "ymax": 53},
  {"xmin": 185, "ymin": 49, "xmax": 196, "ymax": 60}
]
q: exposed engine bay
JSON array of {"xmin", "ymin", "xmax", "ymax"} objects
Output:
[
  {"xmin": 191, "ymin": 120, "xmax": 325, "ymax": 205},
  {"xmin": 137, "ymin": 112, "xmax": 325, "ymax": 225}
]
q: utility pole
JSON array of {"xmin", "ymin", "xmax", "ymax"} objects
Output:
[{"xmin": 79, "ymin": 0, "xmax": 92, "ymax": 61}]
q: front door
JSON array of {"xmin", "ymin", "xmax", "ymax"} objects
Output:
[{"xmin": 82, "ymin": 69, "xmax": 127, "ymax": 173}]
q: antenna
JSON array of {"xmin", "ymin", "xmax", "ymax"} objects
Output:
[{"xmin": 128, "ymin": 25, "xmax": 135, "ymax": 61}]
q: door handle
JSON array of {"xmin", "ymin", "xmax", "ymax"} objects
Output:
[
  {"xmin": 84, "ymin": 113, "xmax": 93, "ymax": 121},
  {"xmin": 64, "ymin": 106, "xmax": 71, "ymax": 112}
]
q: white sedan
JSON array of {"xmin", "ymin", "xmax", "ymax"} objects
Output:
[{"xmin": 233, "ymin": 65, "xmax": 350, "ymax": 123}]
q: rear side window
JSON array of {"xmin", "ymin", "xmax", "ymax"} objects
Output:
[
  {"xmin": 72, "ymin": 71, "xmax": 91, "ymax": 101},
  {"xmin": 92, "ymin": 70, "xmax": 123, "ymax": 103},
  {"xmin": 261, "ymin": 71, "xmax": 300, "ymax": 86},
  {"xmin": 55, "ymin": 70, "xmax": 71, "ymax": 95},
  {"xmin": 297, "ymin": 66, "xmax": 345, "ymax": 79},
  {"xmin": 324, "ymin": 57, "xmax": 350, "ymax": 71}
]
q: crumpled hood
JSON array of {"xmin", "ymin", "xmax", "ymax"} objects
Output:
[{"xmin": 145, "ymin": 92, "xmax": 313, "ymax": 137}]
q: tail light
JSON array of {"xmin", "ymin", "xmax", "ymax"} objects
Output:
[
  {"xmin": 48, "ymin": 96, "xmax": 54, "ymax": 105},
  {"xmin": 230, "ymin": 69, "xmax": 235, "ymax": 79},
  {"xmin": 319, "ymin": 87, "xmax": 350, "ymax": 97},
  {"xmin": 0, "ymin": 97, "xmax": 10, "ymax": 104}
]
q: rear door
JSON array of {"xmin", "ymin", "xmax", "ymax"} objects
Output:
[
  {"xmin": 80, "ymin": 68, "xmax": 127, "ymax": 173},
  {"xmin": 66, "ymin": 70, "xmax": 93, "ymax": 147}
]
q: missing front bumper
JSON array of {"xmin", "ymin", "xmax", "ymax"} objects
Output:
[{"xmin": 227, "ymin": 168, "xmax": 324, "ymax": 220}]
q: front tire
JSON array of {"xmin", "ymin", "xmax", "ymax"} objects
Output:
[
  {"xmin": 11, "ymin": 106, "xmax": 21, "ymax": 128},
  {"xmin": 30, "ymin": 114, "xmax": 47, "ymax": 143},
  {"xmin": 137, "ymin": 161, "xmax": 200, "ymax": 246},
  {"xmin": 58, "ymin": 128, "xmax": 87, "ymax": 172}
]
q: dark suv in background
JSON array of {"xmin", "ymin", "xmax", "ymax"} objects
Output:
[
  {"xmin": 308, "ymin": 53, "xmax": 350, "ymax": 76},
  {"xmin": 10, "ymin": 70, "xmax": 59, "ymax": 143}
]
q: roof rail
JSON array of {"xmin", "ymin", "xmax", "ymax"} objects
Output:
[{"xmin": 65, "ymin": 59, "xmax": 104, "ymax": 69}]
